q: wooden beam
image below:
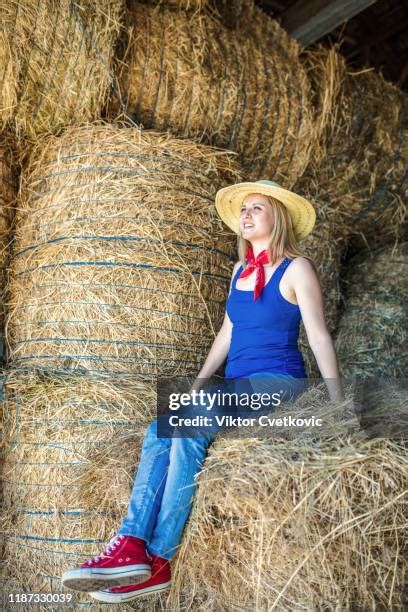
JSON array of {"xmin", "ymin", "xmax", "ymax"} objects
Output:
[{"xmin": 280, "ymin": 0, "xmax": 378, "ymax": 47}]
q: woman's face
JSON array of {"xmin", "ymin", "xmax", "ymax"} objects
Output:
[{"xmin": 239, "ymin": 193, "xmax": 274, "ymax": 239}]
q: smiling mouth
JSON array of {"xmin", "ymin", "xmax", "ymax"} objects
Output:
[{"xmin": 243, "ymin": 224, "xmax": 254, "ymax": 229}]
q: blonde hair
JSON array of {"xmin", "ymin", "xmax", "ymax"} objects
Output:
[{"xmin": 237, "ymin": 194, "xmax": 317, "ymax": 272}]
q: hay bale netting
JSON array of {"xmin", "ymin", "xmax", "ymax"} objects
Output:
[
  {"xmin": 0, "ymin": 133, "xmax": 18, "ymax": 364},
  {"xmin": 335, "ymin": 242, "xmax": 408, "ymax": 378},
  {"xmin": 1, "ymin": 370, "xmax": 157, "ymax": 608},
  {"xmin": 168, "ymin": 383, "xmax": 407, "ymax": 611},
  {"xmin": 298, "ymin": 45, "xmax": 407, "ymax": 252},
  {"xmin": 5, "ymin": 122, "xmax": 241, "ymax": 377},
  {"xmin": 0, "ymin": 1, "xmax": 123, "ymax": 139},
  {"xmin": 109, "ymin": 3, "xmax": 314, "ymax": 185}
]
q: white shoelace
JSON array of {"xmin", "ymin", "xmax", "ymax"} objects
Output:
[{"xmin": 89, "ymin": 534, "xmax": 125, "ymax": 564}]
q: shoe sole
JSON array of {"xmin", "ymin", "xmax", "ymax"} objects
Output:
[
  {"xmin": 61, "ymin": 565, "xmax": 151, "ymax": 592},
  {"xmin": 89, "ymin": 580, "xmax": 172, "ymax": 603}
]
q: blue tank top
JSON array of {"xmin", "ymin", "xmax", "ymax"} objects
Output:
[{"xmin": 224, "ymin": 258, "xmax": 306, "ymax": 379}]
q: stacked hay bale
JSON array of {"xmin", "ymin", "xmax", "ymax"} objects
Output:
[
  {"xmin": 1, "ymin": 370, "xmax": 154, "ymax": 607},
  {"xmin": 109, "ymin": 2, "xmax": 314, "ymax": 185},
  {"xmin": 109, "ymin": 3, "xmax": 406, "ymax": 378},
  {"xmin": 340, "ymin": 71, "xmax": 407, "ymax": 253},
  {"xmin": 297, "ymin": 45, "xmax": 407, "ymax": 254},
  {"xmin": 287, "ymin": 44, "xmax": 407, "ymax": 376},
  {"xmin": 1, "ymin": 121, "xmax": 241, "ymax": 604},
  {"xmin": 109, "ymin": 2, "xmax": 405, "ymax": 380},
  {"xmin": 168, "ymin": 384, "xmax": 407, "ymax": 610},
  {"xmin": 335, "ymin": 242, "xmax": 408, "ymax": 378},
  {"xmin": 6, "ymin": 122, "xmax": 240, "ymax": 377},
  {"xmin": 0, "ymin": 0, "xmax": 123, "ymax": 140},
  {"xmin": 238, "ymin": 10, "xmax": 407, "ymax": 252}
]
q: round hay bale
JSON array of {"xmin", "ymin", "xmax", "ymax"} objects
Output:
[
  {"xmin": 109, "ymin": 3, "xmax": 314, "ymax": 185},
  {"xmin": 0, "ymin": 1, "xmax": 123, "ymax": 140},
  {"xmin": 286, "ymin": 49, "xmax": 406, "ymax": 379},
  {"xmin": 298, "ymin": 45, "xmax": 407, "ymax": 251},
  {"xmin": 168, "ymin": 384, "xmax": 407, "ymax": 610},
  {"xmin": 6, "ymin": 122, "xmax": 241, "ymax": 377},
  {"xmin": 335, "ymin": 242, "xmax": 408, "ymax": 378},
  {"xmin": 1, "ymin": 371, "xmax": 154, "ymax": 512},
  {"xmin": 1, "ymin": 370, "xmax": 156, "ymax": 608},
  {"xmin": 343, "ymin": 72, "xmax": 407, "ymax": 253}
]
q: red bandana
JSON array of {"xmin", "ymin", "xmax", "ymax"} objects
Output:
[{"xmin": 238, "ymin": 244, "xmax": 271, "ymax": 301}]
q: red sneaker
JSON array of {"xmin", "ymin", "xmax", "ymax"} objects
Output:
[
  {"xmin": 61, "ymin": 535, "xmax": 151, "ymax": 591},
  {"xmin": 89, "ymin": 553, "xmax": 171, "ymax": 603}
]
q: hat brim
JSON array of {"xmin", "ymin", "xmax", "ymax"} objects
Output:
[{"xmin": 215, "ymin": 182, "xmax": 316, "ymax": 241}]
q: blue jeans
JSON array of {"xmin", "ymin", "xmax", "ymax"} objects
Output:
[{"xmin": 117, "ymin": 372, "xmax": 306, "ymax": 560}]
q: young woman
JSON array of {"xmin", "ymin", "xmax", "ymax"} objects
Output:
[{"xmin": 61, "ymin": 180, "xmax": 344, "ymax": 603}]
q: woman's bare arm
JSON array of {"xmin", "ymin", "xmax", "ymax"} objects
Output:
[
  {"xmin": 289, "ymin": 257, "xmax": 345, "ymax": 401},
  {"xmin": 188, "ymin": 262, "xmax": 240, "ymax": 393}
]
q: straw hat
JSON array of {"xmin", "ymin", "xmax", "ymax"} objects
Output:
[{"xmin": 215, "ymin": 180, "xmax": 316, "ymax": 241}]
